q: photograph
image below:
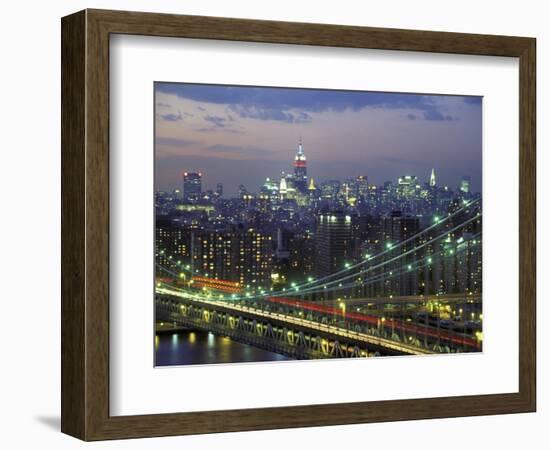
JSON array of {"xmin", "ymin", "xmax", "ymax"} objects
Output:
[
  {"xmin": 153, "ymin": 82, "xmax": 483, "ymax": 366},
  {"xmin": 1, "ymin": 1, "xmax": 542, "ymax": 445}
]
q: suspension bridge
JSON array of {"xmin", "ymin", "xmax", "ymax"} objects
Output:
[{"xmin": 155, "ymin": 199, "xmax": 482, "ymax": 359}]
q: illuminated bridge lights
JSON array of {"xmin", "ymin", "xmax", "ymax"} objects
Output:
[
  {"xmin": 158, "ymin": 285, "xmax": 480, "ymax": 354},
  {"xmin": 191, "ymin": 276, "xmax": 242, "ymax": 294},
  {"xmin": 264, "ymin": 296, "xmax": 480, "ymax": 351},
  {"xmin": 157, "ymin": 203, "xmax": 481, "ymax": 304}
]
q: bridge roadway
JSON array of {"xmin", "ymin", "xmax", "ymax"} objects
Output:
[
  {"xmin": 156, "ymin": 287, "xmax": 438, "ymax": 356},
  {"xmin": 310, "ymin": 292, "xmax": 482, "ymax": 308}
]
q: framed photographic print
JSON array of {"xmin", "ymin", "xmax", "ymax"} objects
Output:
[{"xmin": 61, "ymin": 9, "xmax": 536, "ymax": 440}]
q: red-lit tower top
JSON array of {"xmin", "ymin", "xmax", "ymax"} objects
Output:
[
  {"xmin": 294, "ymin": 137, "xmax": 307, "ymax": 168},
  {"xmin": 293, "ymin": 137, "xmax": 308, "ymax": 193}
]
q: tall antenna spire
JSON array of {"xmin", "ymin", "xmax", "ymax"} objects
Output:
[
  {"xmin": 429, "ymin": 168, "xmax": 436, "ymax": 187},
  {"xmin": 293, "ymin": 137, "xmax": 307, "ymax": 193}
]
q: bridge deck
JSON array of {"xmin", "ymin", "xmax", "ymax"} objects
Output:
[{"xmin": 157, "ymin": 287, "xmax": 459, "ymax": 356}]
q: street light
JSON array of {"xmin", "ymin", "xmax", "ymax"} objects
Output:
[{"xmin": 338, "ymin": 301, "xmax": 346, "ymax": 317}]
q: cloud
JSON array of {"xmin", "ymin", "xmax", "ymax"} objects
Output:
[
  {"xmin": 422, "ymin": 109, "xmax": 454, "ymax": 121},
  {"xmin": 160, "ymin": 111, "xmax": 183, "ymax": 122},
  {"xmin": 156, "ymin": 83, "xmax": 476, "ymax": 124},
  {"xmin": 204, "ymin": 115, "xmax": 228, "ymax": 128},
  {"xmin": 158, "ymin": 110, "xmax": 194, "ymax": 122},
  {"xmin": 198, "ymin": 114, "xmax": 245, "ymax": 133},
  {"xmin": 155, "ymin": 137, "xmax": 196, "ymax": 147},
  {"xmin": 229, "ymin": 105, "xmax": 312, "ymax": 123}
]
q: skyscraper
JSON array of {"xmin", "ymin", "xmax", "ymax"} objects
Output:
[
  {"xmin": 155, "ymin": 218, "xmax": 193, "ymax": 276},
  {"xmin": 460, "ymin": 176, "xmax": 471, "ymax": 194},
  {"xmin": 182, "ymin": 172, "xmax": 202, "ymax": 202},
  {"xmin": 293, "ymin": 138, "xmax": 308, "ymax": 193},
  {"xmin": 215, "ymin": 182, "xmax": 223, "ymax": 198},
  {"xmin": 191, "ymin": 224, "xmax": 273, "ymax": 287},
  {"xmin": 279, "ymin": 175, "xmax": 288, "ymax": 200},
  {"xmin": 355, "ymin": 175, "xmax": 369, "ymax": 199},
  {"xmin": 315, "ymin": 210, "xmax": 352, "ymax": 279},
  {"xmin": 397, "ymin": 175, "xmax": 419, "ymax": 199},
  {"xmin": 382, "ymin": 211, "xmax": 420, "ymax": 296}
]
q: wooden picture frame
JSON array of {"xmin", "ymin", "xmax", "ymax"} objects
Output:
[{"xmin": 61, "ymin": 9, "xmax": 536, "ymax": 441}]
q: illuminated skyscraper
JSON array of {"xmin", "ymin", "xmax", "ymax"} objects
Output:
[
  {"xmin": 192, "ymin": 225, "xmax": 273, "ymax": 287},
  {"xmin": 460, "ymin": 176, "xmax": 471, "ymax": 194},
  {"xmin": 215, "ymin": 183, "xmax": 223, "ymax": 198},
  {"xmin": 155, "ymin": 218, "xmax": 193, "ymax": 276},
  {"xmin": 315, "ymin": 211, "xmax": 352, "ymax": 279},
  {"xmin": 182, "ymin": 171, "xmax": 202, "ymax": 202},
  {"xmin": 293, "ymin": 138, "xmax": 308, "ymax": 193},
  {"xmin": 355, "ymin": 175, "xmax": 369, "ymax": 199},
  {"xmin": 382, "ymin": 211, "xmax": 420, "ymax": 296},
  {"xmin": 262, "ymin": 177, "xmax": 279, "ymax": 202},
  {"xmin": 397, "ymin": 175, "xmax": 419, "ymax": 199},
  {"xmin": 279, "ymin": 175, "xmax": 288, "ymax": 200}
]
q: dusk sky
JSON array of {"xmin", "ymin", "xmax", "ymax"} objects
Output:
[{"xmin": 155, "ymin": 83, "xmax": 482, "ymax": 196}]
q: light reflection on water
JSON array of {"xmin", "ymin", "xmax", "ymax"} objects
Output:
[
  {"xmin": 171, "ymin": 333, "xmax": 179, "ymax": 350},
  {"xmin": 207, "ymin": 332, "xmax": 215, "ymax": 348},
  {"xmin": 155, "ymin": 329, "xmax": 290, "ymax": 366}
]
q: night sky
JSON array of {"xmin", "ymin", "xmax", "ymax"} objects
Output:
[{"xmin": 155, "ymin": 83, "xmax": 482, "ymax": 196}]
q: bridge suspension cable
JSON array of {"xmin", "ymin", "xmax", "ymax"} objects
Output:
[
  {"xmin": 280, "ymin": 232, "xmax": 481, "ymax": 297},
  {"xmin": 269, "ymin": 212, "xmax": 481, "ymax": 297},
  {"xmin": 155, "ymin": 229, "xmax": 480, "ymax": 303},
  {"xmin": 271, "ymin": 198, "xmax": 480, "ymax": 293},
  {"xmin": 155, "ymin": 198, "xmax": 480, "ymax": 292},
  {"xmin": 155, "ymin": 199, "xmax": 480, "ymax": 302},
  {"xmin": 155, "ymin": 213, "xmax": 480, "ymax": 302}
]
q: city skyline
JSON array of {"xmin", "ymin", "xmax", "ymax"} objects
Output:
[
  {"xmin": 155, "ymin": 82, "xmax": 483, "ymax": 365},
  {"xmin": 155, "ymin": 83, "xmax": 482, "ymax": 196}
]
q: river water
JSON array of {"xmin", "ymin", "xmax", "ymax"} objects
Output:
[{"xmin": 155, "ymin": 329, "xmax": 290, "ymax": 366}]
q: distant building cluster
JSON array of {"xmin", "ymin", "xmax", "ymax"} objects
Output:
[{"xmin": 156, "ymin": 140, "xmax": 481, "ymax": 298}]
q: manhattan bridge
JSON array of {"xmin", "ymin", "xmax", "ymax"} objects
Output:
[{"xmin": 155, "ymin": 197, "xmax": 482, "ymax": 359}]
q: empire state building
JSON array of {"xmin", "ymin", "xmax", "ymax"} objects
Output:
[{"xmin": 293, "ymin": 138, "xmax": 308, "ymax": 193}]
